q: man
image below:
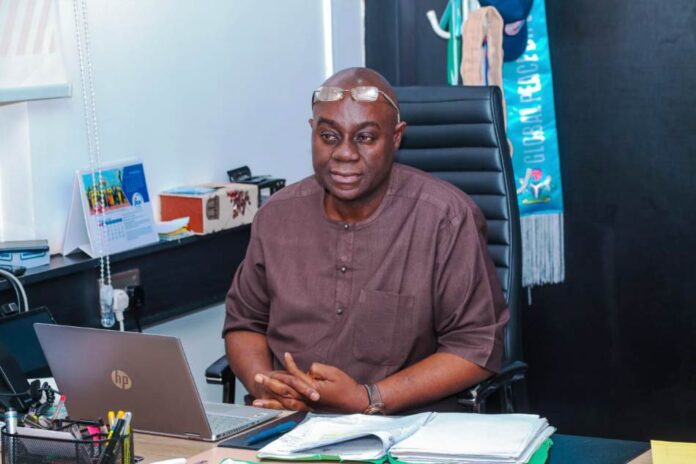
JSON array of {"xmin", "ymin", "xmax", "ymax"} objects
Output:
[{"xmin": 223, "ymin": 67, "xmax": 508, "ymax": 414}]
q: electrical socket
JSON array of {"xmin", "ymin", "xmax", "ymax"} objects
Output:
[
  {"xmin": 97, "ymin": 269, "xmax": 141, "ymax": 310},
  {"xmin": 97, "ymin": 269, "xmax": 144, "ymax": 330},
  {"xmin": 110, "ymin": 269, "xmax": 141, "ymax": 290}
]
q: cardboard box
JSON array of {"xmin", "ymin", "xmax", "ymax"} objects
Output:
[
  {"xmin": 159, "ymin": 183, "xmax": 258, "ymax": 234},
  {"xmin": 0, "ymin": 240, "xmax": 50, "ymax": 269}
]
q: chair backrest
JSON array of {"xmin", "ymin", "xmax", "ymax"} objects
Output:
[{"xmin": 394, "ymin": 86, "xmax": 522, "ymax": 363}]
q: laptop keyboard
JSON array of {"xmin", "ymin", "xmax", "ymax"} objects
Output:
[{"xmin": 206, "ymin": 413, "xmax": 259, "ymax": 436}]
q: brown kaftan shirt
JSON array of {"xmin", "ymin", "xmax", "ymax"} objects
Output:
[{"xmin": 223, "ymin": 164, "xmax": 509, "ymax": 385}]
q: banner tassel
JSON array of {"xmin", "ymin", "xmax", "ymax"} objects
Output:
[{"xmin": 521, "ymin": 213, "xmax": 565, "ymax": 287}]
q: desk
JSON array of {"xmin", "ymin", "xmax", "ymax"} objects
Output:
[
  {"xmin": 134, "ymin": 434, "xmax": 215, "ymax": 463},
  {"xmin": 135, "ymin": 433, "xmax": 650, "ymax": 464}
]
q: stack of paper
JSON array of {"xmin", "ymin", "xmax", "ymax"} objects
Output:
[
  {"xmin": 389, "ymin": 413, "xmax": 555, "ymax": 464},
  {"xmin": 155, "ymin": 217, "xmax": 193, "ymax": 241},
  {"xmin": 257, "ymin": 412, "xmax": 433, "ymax": 461}
]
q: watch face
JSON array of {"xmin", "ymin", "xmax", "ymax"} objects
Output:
[{"xmin": 364, "ymin": 404, "xmax": 385, "ymax": 415}]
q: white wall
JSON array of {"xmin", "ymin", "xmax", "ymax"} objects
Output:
[
  {"xmin": 0, "ymin": 0, "xmax": 364, "ymax": 402},
  {"xmin": 0, "ymin": 0, "xmax": 364, "ymax": 251}
]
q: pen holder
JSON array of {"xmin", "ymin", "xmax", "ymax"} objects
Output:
[{"xmin": 1, "ymin": 425, "xmax": 134, "ymax": 464}]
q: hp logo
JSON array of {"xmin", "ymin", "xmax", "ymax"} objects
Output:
[{"xmin": 111, "ymin": 370, "xmax": 132, "ymax": 390}]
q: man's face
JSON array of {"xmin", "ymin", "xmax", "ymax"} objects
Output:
[{"xmin": 310, "ymin": 89, "xmax": 404, "ymax": 205}]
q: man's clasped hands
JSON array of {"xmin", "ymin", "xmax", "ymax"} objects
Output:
[{"xmin": 251, "ymin": 352, "xmax": 368, "ymax": 413}]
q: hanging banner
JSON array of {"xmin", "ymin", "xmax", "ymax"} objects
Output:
[{"xmin": 502, "ymin": 0, "xmax": 565, "ymax": 286}]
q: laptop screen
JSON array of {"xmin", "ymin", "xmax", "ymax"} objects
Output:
[{"xmin": 0, "ymin": 307, "xmax": 55, "ymax": 378}]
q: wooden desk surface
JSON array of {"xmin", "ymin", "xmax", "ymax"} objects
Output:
[
  {"xmin": 628, "ymin": 450, "xmax": 653, "ymax": 464},
  {"xmin": 134, "ymin": 411, "xmax": 294, "ymax": 463},
  {"xmin": 134, "ymin": 433, "xmax": 298, "ymax": 464},
  {"xmin": 134, "ymin": 433, "xmax": 216, "ymax": 463},
  {"xmin": 134, "ymin": 432, "xmax": 288, "ymax": 463}
]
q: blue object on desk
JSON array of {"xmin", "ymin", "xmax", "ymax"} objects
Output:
[
  {"xmin": 245, "ymin": 420, "xmax": 298, "ymax": 445},
  {"xmin": 219, "ymin": 411, "xmax": 308, "ymax": 450},
  {"xmin": 547, "ymin": 434, "xmax": 648, "ymax": 464}
]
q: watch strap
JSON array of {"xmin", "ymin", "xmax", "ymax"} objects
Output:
[{"xmin": 363, "ymin": 383, "xmax": 385, "ymax": 415}]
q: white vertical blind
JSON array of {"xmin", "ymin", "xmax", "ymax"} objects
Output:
[
  {"xmin": 0, "ymin": 0, "xmax": 70, "ymax": 102},
  {"xmin": 0, "ymin": 103, "xmax": 35, "ymax": 242}
]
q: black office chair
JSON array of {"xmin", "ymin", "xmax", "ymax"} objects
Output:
[
  {"xmin": 206, "ymin": 85, "xmax": 526, "ymax": 413},
  {"xmin": 394, "ymin": 86, "xmax": 526, "ymax": 413}
]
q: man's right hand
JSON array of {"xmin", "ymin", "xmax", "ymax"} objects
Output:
[
  {"xmin": 252, "ymin": 370, "xmax": 311, "ymax": 410},
  {"xmin": 252, "ymin": 353, "xmax": 322, "ymax": 410},
  {"xmin": 225, "ymin": 332, "xmax": 319, "ymax": 410}
]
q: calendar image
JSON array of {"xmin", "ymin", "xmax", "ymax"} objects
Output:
[{"xmin": 82, "ymin": 168, "xmax": 131, "ymax": 214}]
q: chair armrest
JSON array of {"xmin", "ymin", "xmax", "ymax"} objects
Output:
[
  {"xmin": 205, "ymin": 354, "xmax": 234, "ymax": 385},
  {"xmin": 206, "ymin": 355, "xmax": 238, "ymax": 403},
  {"xmin": 457, "ymin": 360, "xmax": 528, "ymax": 408}
]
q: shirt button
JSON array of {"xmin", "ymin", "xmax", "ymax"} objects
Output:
[
  {"xmin": 340, "ymin": 265, "xmax": 347, "ymax": 273},
  {"xmin": 343, "ymin": 224, "xmax": 350, "ymax": 230},
  {"xmin": 337, "ymin": 307, "xmax": 344, "ymax": 315}
]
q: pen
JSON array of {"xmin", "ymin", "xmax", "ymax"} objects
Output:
[
  {"xmin": 121, "ymin": 412, "xmax": 132, "ymax": 436},
  {"xmin": 52, "ymin": 395, "xmax": 67, "ymax": 420},
  {"xmin": 4, "ymin": 408, "xmax": 17, "ymax": 434},
  {"xmin": 5, "ymin": 409, "xmax": 17, "ymax": 464},
  {"xmin": 107, "ymin": 410, "xmax": 115, "ymax": 428},
  {"xmin": 245, "ymin": 420, "xmax": 298, "ymax": 445},
  {"xmin": 108, "ymin": 418, "xmax": 124, "ymax": 439},
  {"xmin": 99, "ymin": 419, "xmax": 125, "ymax": 464},
  {"xmin": 122, "ymin": 412, "xmax": 132, "ymax": 464}
]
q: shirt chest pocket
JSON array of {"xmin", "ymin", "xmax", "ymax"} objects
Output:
[{"xmin": 352, "ymin": 289, "xmax": 416, "ymax": 366}]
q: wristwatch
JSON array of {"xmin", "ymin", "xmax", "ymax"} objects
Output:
[{"xmin": 363, "ymin": 383, "xmax": 385, "ymax": 415}]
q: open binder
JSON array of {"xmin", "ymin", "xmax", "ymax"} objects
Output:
[{"xmin": 257, "ymin": 412, "xmax": 555, "ymax": 463}]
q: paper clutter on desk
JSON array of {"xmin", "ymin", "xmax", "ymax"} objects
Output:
[
  {"xmin": 258, "ymin": 412, "xmax": 555, "ymax": 464},
  {"xmin": 155, "ymin": 217, "xmax": 193, "ymax": 241},
  {"xmin": 389, "ymin": 413, "xmax": 555, "ymax": 464}
]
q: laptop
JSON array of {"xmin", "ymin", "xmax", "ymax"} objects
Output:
[{"xmin": 34, "ymin": 324, "xmax": 279, "ymax": 441}]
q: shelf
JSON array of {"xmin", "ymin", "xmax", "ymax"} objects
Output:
[{"xmin": 0, "ymin": 225, "xmax": 250, "ymax": 291}]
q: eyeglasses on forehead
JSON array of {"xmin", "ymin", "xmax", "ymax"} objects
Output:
[{"xmin": 312, "ymin": 86, "xmax": 401, "ymax": 123}]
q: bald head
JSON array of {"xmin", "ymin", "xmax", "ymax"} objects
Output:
[
  {"xmin": 317, "ymin": 67, "xmax": 400, "ymax": 123},
  {"xmin": 322, "ymin": 67, "xmax": 398, "ymax": 105}
]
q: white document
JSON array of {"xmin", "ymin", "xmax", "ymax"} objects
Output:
[
  {"xmin": 389, "ymin": 413, "xmax": 555, "ymax": 464},
  {"xmin": 257, "ymin": 412, "xmax": 433, "ymax": 461},
  {"xmin": 62, "ymin": 159, "xmax": 159, "ymax": 257}
]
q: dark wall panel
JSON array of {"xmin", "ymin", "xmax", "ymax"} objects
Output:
[
  {"xmin": 366, "ymin": 0, "xmax": 696, "ymax": 441},
  {"xmin": 366, "ymin": 0, "xmax": 450, "ymax": 86},
  {"xmin": 527, "ymin": 0, "xmax": 696, "ymax": 442}
]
